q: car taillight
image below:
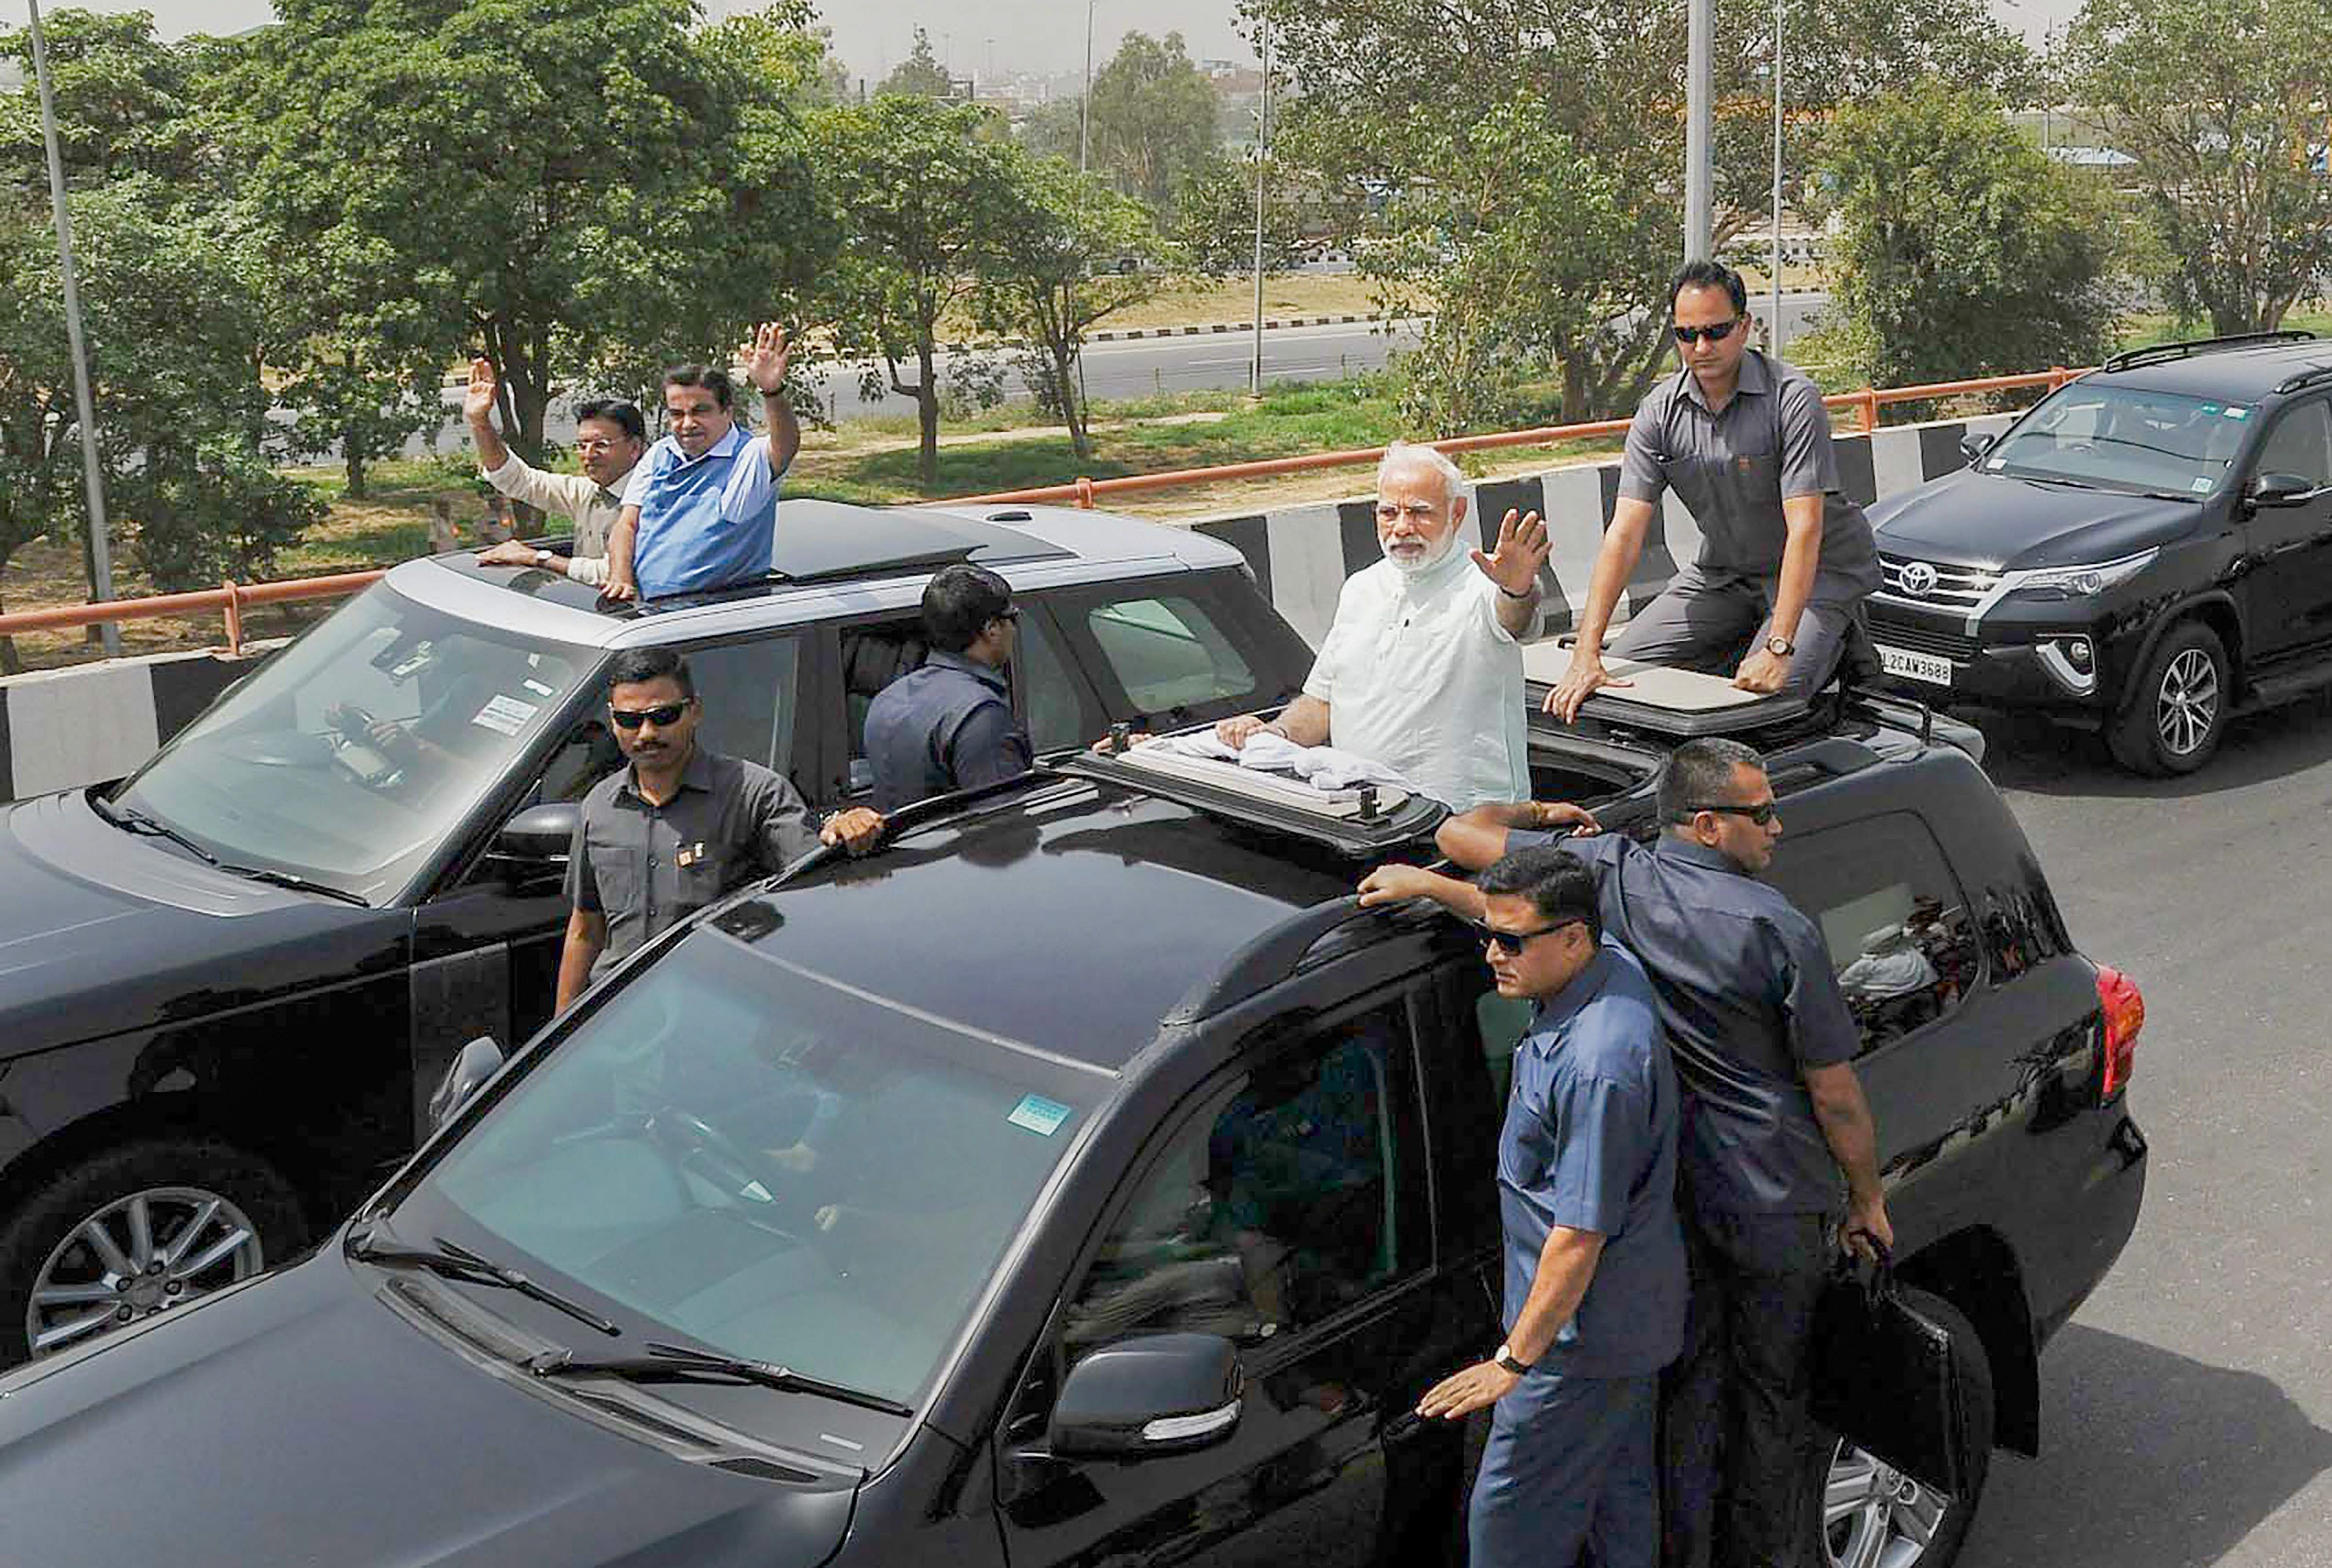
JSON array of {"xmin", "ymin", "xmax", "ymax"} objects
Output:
[{"xmin": 2097, "ymin": 965, "xmax": 2144, "ymax": 1100}]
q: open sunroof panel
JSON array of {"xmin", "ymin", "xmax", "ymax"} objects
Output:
[
  {"xmin": 1521, "ymin": 643, "xmax": 1810, "ymax": 737},
  {"xmin": 1059, "ymin": 742, "xmax": 1445, "ymax": 857}
]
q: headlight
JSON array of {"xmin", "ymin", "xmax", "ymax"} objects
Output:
[{"xmin": 2006, "ymin": 548, "xmax": 2158, "ymax": 599}]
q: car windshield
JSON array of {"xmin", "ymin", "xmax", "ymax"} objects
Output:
[
  {"xmin": 113, "ymin": 584, "xmax": 599, "ymax": 902},
  {"xmin": 413, "ymin": 924, "xmax": 1097, "ymax": 1408},
  {"xmin": 1985, "ymin": 384, "xmax": 2252, "ymax": 495}
]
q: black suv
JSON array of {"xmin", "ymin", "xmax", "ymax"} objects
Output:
[
  {"xmin": 1867, "ymin": 331, "xmax": 2332, "ymax": 773},
  {"xmin": 0, "ymin": 693, "xmax": 2148, "ymax": 1568}
]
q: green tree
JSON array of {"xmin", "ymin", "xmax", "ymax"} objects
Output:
[
  {"xmin": 2062, "ymin": 0, "xmax": 2332, "ymax": 334},
  {"xmin": 821, "ymin": 95, "xmax": 1021, "ymax": 484},
  {"xmin": 977, "ymin": 155, "xmax": 1166, "ymax": 459},
  {"xmin": 0, "ymin": 8, "xmax": 207, "ymax": 192},
  {"xmin": 1086, "ymin": 31, "xmax": 1220, "ymax": 215},
  {"xmin": 1813, "ymin": 85, "xmax": 2125, "ymax": 387},
  {"xmin": 1017, "ymin": 97, "xmax": 1084, "ymax": 165},
  {"xmin": 879, "ymin": 26, "xmax": 953, "ymax": 98},
  {"xmin": 1170, "ymin": 151, "xmax": 1306, "ymax": 276},
  {"xmin": 220, "ymin": 0, "xmax": 833, "ymax": 478}
]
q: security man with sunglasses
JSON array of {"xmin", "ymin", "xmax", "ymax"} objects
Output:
[
  {"xmin": 1362, "ymin": 736, "xmax": 1893, "ymax": 1568},
  {"xmin": 1547, "ymin": 259, "xmax": 1880, "ymax": 720},
  {"xmin": 862, "ymin": 563, "xmax": 1034, "ymax": 813},
  {"xmin": 553, "ymin": 647, "xmax": 884, "ymax": 1012},
  {"xmin": 1410, "ymin": 845, "xmax": 1682, "ymax": 1568}
]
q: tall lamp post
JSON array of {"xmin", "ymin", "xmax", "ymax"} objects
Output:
[
  {"xmin": 27, "ymin": 0, "xmax": 120, "ymax": 656},
  {"xmin": 1684, "ymin": 0, "xmax": 1712, "ymax": 259},
  {"xmin": 1250, "ymin": 16, "xmax": 1272, "ymax": 396},
  {"xmin": 1769, "ymin": 0, "xmax": 1784, "ymax": 354}
]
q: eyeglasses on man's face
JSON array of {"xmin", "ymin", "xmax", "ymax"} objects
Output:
[
  {"xmin": 1474, "ymin": 917, "xmax": 1586, "ymax": 955},
  {"xmin": 1672, "ymin": 319, "xmax": 1742, "ymax": 346},
  {"xmin": 1685, "ymin": 799, "xmax": 1779, "ymax": 825},
  {"xmin": 609, "ymin": 700, "xmax": 692, "ymax": 730}
]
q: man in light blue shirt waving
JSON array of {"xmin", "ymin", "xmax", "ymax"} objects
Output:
[{"xmin": 603, "ymin": 321, "xmax": 802, "ymax": 602}]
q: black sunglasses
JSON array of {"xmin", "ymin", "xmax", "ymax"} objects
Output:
[
  {"xmin": 1474, "ymin": 917, "xmax": 1586, "ymax": 955},
  {"xmin": 609, "ymin": 700, "xmax": 692, "ymax": 730},
  {"xmin": 1684, "ymin": 800, "xmax": 1779, "ymax": 825},
  {"xmin": 1672, "ymin": 319, "xmax": 1742, "ymax": 345}
]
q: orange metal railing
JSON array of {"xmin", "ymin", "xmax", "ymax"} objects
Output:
[{"xmin": 0, "ymin": 365, "xmax": 2084, "ymax": 651}]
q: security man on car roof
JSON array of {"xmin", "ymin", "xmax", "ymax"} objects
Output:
[
  {"xmin": 1361, "ymin": 736, "xmax": 1894, "ymax": 1568},
  {"xmin": 861, "ymin": 564, "xmax": 1034, "ymax": 813},
  {"xmin": 1547, "ymin": 259, "xmax": 1881, "ymax": 720},
  {"xmin": 1411, "ymin": 845, "xmax": 1683, "ymax": 1568},
  {"xmin": 554, "ymin": 647, "xmax": 883, "ymax": 1011}
]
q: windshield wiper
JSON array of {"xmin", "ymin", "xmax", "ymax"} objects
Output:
[
  {"xmin": 2012, "ymin": 474, "xmax": 2102, "ymax": 492},
  {"xmin": 220, "ymin": 863, "xmax": 371, "ymax": 908},
  {"xmin": 528, "ymin": 1341, "xmax": 913, "ymax": 1416},
  {"xmin": 346, "ymin": 1227, "xmax": 621, "ymax": 1338}
]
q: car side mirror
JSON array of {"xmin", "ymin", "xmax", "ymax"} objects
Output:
[
  {"xmin": 1959, "ymin": 432, "xmax": 1997, "ymax": 464},
  {"xmin": 1048, "ymin": 1333, "xmax": 1244, "ymax": 1460},
  {"xmin": 496, "ymin": 800, "xmax": 579, "ymax": 861},
  {"xmin": 2248, "ymin": 471, "xmax": 2316, "ymax": 509},
  {"xmin": 427, "ymin": 1035, "xmax": 504, "ymax": 1133}
]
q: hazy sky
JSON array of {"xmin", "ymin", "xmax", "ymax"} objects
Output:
[{"xmin": 43, "ymin": 0, "xmax": 2078, "ymax": 73}]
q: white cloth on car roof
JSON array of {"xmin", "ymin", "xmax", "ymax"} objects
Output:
[{"xmin": 1139, "ymin": 730, "xmax": 1415, "ymax": 795}]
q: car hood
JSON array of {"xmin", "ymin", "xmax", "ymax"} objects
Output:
[
  {"xmin": 0, "ymin": 1250, "xmax": 862, "ymax": 1568},
  {"xmin": 1869, "ymin": 469, "xmax": 2201, "ymax": 572},
  {"xmin": 0, "ymin": 789, "xmax": 406, "ymax": 1059}
]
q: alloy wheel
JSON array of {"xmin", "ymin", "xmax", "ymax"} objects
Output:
[
  {"xmin": 26, "ymin": 1186, "xmax": 267, "ymax": 1357},
  {"xmin": 1823, "ymin": 1441, "xmax": 1949, "ymax": 1568},
  {"xmin": 2154, "ymin": 647, "xmax": 2221, "ymax": 758}
]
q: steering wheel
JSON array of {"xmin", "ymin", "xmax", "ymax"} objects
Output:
[
  {"xmin": 326, "ymin": 701, "xmax": 380, "ymax": 744},
  {"xmin": 645, "ymin": 1107, "xmax": 803, "ymax": 1221}
]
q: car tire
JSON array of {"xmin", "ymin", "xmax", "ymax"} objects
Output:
[
  {"xmin": 1811, "ymin": 1287, "xmax": 1994, "ymax": 1568},
  {"xmin": 2109, "ymin": 620, "xmax": 2229, "ymax": 775},
  {"xmin": 0, "ymin": 1139, "xmax": 307, "ymax": 1367}
]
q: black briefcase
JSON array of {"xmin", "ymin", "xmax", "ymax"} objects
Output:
[{"xmin": 1808, "ymin": 1247, "xmax": 1974, "ymax": 1500}]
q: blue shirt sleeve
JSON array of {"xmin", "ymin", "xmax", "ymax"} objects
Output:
[
  {"xmin": 945, "ymin": 699, "xmax": 1034, "ymax": 791},
  {"xmin": 1770, "ymin": 907, "xmax": 1861, "ymax": 1069},
  {"xmin": 720, "ymin": 430, "xmax": 781, "ymax": 526},
  {"xmin": 1541, "ymin": 1069, "xmax": 1653, "ymax": 1238}
]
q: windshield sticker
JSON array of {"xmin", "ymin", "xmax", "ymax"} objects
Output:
[
  {"xmin": 521, "ymin": 678, "xmax": 558, "ymax": 698},
  {"xmin": 2192, "ymin": 477, "xmax": 2214, "ymax": 493},
  {"xmin": 1985, "ymin": 457, "xmax": 2005, "ymax": 469},
  {"xmin": 470, "ymin": 694, "xmax": 541, "ymax": 736},
  {"xmin": 387, "ymin": 641, "xmax": 436, "ymax": 680},
  {"xmin": 1007, "ymin": 1094, "xmax": 1073, "ymax": 1137},
  {"xmin": 2225, "ymin": 406, "xmax": 2250, "ymax": 419}
]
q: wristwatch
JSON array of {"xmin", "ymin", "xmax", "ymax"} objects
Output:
[
  {"xmin": 532, "ymin": 548, "xmax": 554, "ymax": 570},
  {"xmin": 1765, "ymin": 633, "xmax": 1795, "ymax": 657},
  {"xmin": 1493, "ymin": 1342, "xmax": 1533, "ymax": 1376}
]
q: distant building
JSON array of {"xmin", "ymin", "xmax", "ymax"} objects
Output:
[{"xmin": 0, "ymin": 60, "xmax": 24, "ymax": 93}]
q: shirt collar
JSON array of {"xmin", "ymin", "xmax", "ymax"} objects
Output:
[
  {"xmin": 1653, "ymin": 834, "xmax": 1752, "ymax": 875},
  {"xmin": 926, "ymin": 649, "xmax": 1010, "ymax": 692},
  {"xmin": 1527, "ymin": 938, "xmax": 1625, "ymax": 1038},
  {"xmin": 1389, "ymin": 536, "xmax": 1474, "ymax": 598},
  {"xmin": 619, "ymin": 744, "xmax": 716, "ymax": 803},
  {"xmin": 1677, "ymin": 348, "xmax": 1772, "ymax": 412}
]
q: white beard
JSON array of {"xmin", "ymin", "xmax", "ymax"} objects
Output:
[{"xmin": 1385, "ymin": 528, "xmax": 1458, "ymax": 576}]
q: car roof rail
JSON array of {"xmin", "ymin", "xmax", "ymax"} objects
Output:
[
  {"xmin": 2272, "ymin": 363, "xmax": 2332, "ymax": 395},
  {"xmin": 2099, "ymin": 330, "xmax": 2316, "ymax": 374},
  {"xmin": 1165, "ymin": 894, "xmax": 1396, "ymax": 1023}
]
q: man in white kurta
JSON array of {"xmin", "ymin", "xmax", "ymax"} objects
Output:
[{"xmin": 1215, "ymin": 442, "xmax": 1550, "ymax": 810}]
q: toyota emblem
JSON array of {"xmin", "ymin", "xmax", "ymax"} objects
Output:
[{"xmin": 1900, "ymin": 561, "xmax": 1939, "ymax": 596}]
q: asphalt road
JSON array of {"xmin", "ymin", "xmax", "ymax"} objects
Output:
[{"xmin": 1955, "ymin": 701, "xmax": 2332, "ymax": 1566}]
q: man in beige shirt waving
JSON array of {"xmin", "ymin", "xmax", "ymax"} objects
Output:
[{"xmin": 466, "ymin": 358, "xmax": 647, "ymax": 587}]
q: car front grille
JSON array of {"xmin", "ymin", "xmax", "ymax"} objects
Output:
[
  {"xmin": 1876, "ymin": 554, "xmax": 2002, "ymax": 612},
  {"xmin": 1867, "ymin": 614, "xmax": 1981, "ymax": 663}
]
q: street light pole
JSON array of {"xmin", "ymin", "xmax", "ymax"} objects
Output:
[
  {"xmin": 1080, "ymin": 1, "xmax": 1097, "ymax": 178},
  {"xmin": 27, "ymin": 0, "xmax": 120, "ymax": 657},
  {"xmin": 1685, "ymin": 0, "xmax": 1713, "ymax": 260},
  {"xmin": 1770, "ymin": 0, "xmax": 1784, "ymax": 355},
  {"xmin": 1251, "ymin": 17, "xmax": 1272, "ymax": 396}
]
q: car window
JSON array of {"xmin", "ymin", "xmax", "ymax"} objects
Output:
[
  {"xmin": 1989, "ymin": 384, "xmax": 2250, "ymax": 494},
  {"xmin": 1084, "ymin": 593, "xmax": 1257, "ymax": 717},
  {"xmin": 1060, "ymin": 1005, "xmax": 1418, "ymax": 1363},
  {"xmin": 1765, "ymin": 812, "xmax": 1983, "ymax": 1055},
  {"xmin": 2254, "ymin": 399, "xmax": 2332, "ymax": 487},
  {"xmin": 687, "ymin": 636, "xmax": 802, "ymax": 779},
  {"xmin": 837, "ymin": 618, "xmax": 929, "ymax": 795},
  {"xmin": 1013, "ymin": 606, "xmax": 1086, "ymax": 755}
]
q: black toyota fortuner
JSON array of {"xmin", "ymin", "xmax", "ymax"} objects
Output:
[
  {"xmin": 0, "ymin": 686, "xmax": 2148, "ymax": 1568},
  {"xmin": 1868, "ymin": 331, "xmax": 2332, "ymax": 774}
]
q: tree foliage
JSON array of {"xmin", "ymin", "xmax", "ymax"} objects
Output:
[
  {"xmin": 878, "ymin": 26, "xmax": 953, "ymax": 99},
  {"xmin": 1813, "ymin": 85, "xmax": 2125, "ymax": 388},
  {"xmin": 2062, "ymin": 0, "xmax": 2332, "ymax": 334},
  {"xmin": 1170, "ymin": 152, "xmax": 1307, "ymax": 276},
  {"xmin": 1086, "ymin": 31, "xmax": 1221, "ymax": 216}
]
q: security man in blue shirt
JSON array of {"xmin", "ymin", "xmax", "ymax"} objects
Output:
[
  {"xmin": 1412, "ymin": 845, "xmax": 1684, "ymax": 1568},
  {"xmin": 1364, "ymin": 736, "xmax": 1893, "ymax": 1568},
  {"xmin": 862, "ymin": 564, "xmax": 1034, "ymax": 812}
]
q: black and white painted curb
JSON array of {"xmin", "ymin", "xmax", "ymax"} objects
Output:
[{"xmin": 0, "ymin": 411, "xmax": 2006, "ymax": 803}]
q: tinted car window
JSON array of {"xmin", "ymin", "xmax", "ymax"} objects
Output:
[
  {"xmin": 687, "ymin": 636, "xmax": 802, "ymax": 778},
  {"xmin": 1014, "ymin": 607, "xmax": 1087, "ymax": 755},
  {"xmin": 1062, "ymin": 1007, "xmax": 1413, "ymax": 1361},
  {"xmin": 1989, "ymin": 384, "xmax": 2250, "ymax": 494},
  {"xmin": 2255, "ymin": 399, "xmax": 2332, "ymax": 486},
  {"xmin": 1085, "ymin": 594, "xmax": 1258, "ymax": 716},
  {"xmin": 422, "ymin": 928, "xmax": 1096, "ymax": 1406},
  {"xmin": 1766, "ymin": 812, "xmax": 1982, "ymax": 1054},
  {"xmin": 114, "ymin": 584, "xmax": 597, "ymax": 902}
]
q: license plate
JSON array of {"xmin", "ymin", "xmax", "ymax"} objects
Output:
[{"xmin": 1876, "ymin": 643, "xmax": 1954, "ymax": 686}]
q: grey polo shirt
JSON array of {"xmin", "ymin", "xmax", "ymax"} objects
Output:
[
  {"xmin": 1618, "ymin": 350, "xmax": 1879, "ymax": 588},
  {"xmin": 565, "ymin": 747, "xmax": 818, "ymax": 978},
  {"xmin": 1510, "ymin": 829, "xmax": 1860, "ymax": 1215}
]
